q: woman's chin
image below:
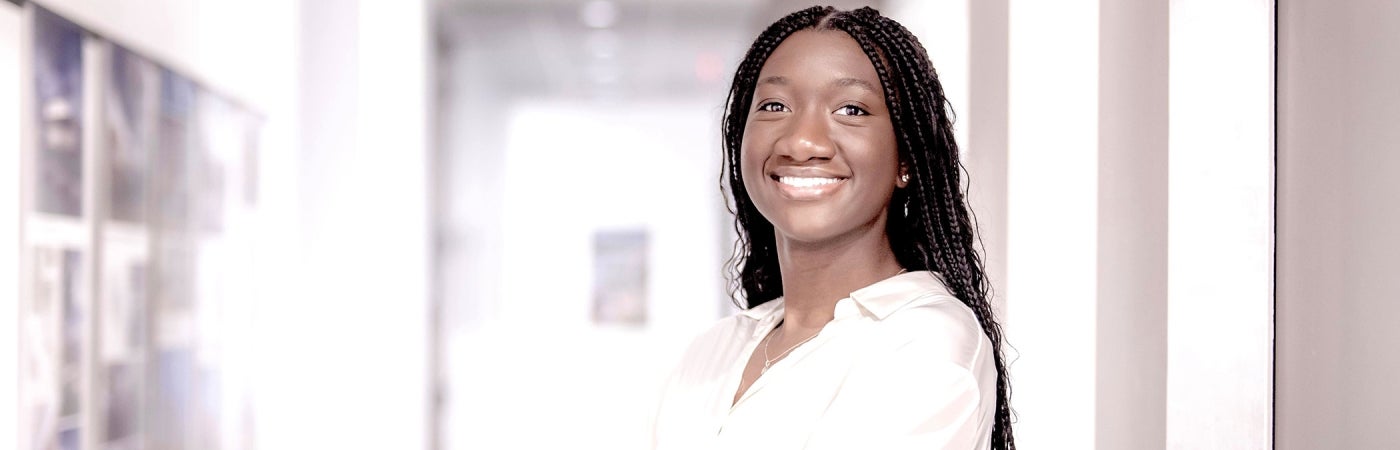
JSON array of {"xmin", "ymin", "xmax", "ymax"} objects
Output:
[{"xmin": 771, "ymin": 218, "xmax": 881, "ymax": 249}]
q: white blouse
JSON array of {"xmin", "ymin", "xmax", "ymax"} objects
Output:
[{"xmin": 651, "ymin": 271, "xmax": 997, "ymax": 450}]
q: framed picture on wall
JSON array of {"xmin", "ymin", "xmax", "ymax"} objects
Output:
[
  {"xmin": 31, "ymin": 6, "xmax": 84, "ymax": 218},
  {"xmin": 592, "ymin": 228, "xmax": 649, "ymax": 326}
]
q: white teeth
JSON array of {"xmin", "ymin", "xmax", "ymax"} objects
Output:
[{"xmin": 778, "ymin": 176, "xmax": 842, "ymax": 188}]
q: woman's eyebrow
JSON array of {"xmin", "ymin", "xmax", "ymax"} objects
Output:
[
  {"xmin": 758, "ymin": 75, "xmax": 789, "ymax": 87},
  {"xmin": 833, "ymin": 77, "xmax": 878, "ymax": 94}
]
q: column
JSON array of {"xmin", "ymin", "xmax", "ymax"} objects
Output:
[
  {"xmin": 1006, "ymin": 0, "xmax": 1099, "ymax": 447},
  {"xmin": 1167, "ymin": 0, "xmax": 1275, "ymax": 447}
]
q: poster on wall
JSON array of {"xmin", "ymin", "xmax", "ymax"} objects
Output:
[
  {"xmin": 592, "ymin": 229, "xmax": 649, "ymax": 325},
  {"xmin": 20, "ymin": 247, "xmax": 86, "ymax": 450},
  {"xmin": 104, "ymin": 44, "xmax": 156, "ymax": 225},
  {"xmin": 32, "ymin": 7, "xmax": 85, "ymax": 218}
]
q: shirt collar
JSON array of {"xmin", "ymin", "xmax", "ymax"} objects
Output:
[
  {"xmin": 848, "ymin": 270, "xmax": 955, "ymax": 320},
  {"xmin": 739, "ymin": 296, "xmax": 784, "ymax": 321},
  {"xmin": 737, "ymin": 270, "xmax": 955, "ymax": 322}
]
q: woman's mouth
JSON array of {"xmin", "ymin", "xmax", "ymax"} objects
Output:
[
  {"xmin": 772, "ymin": 175, "xmax": 847, "ymax": 200},
  {"xmin": 778, "ymin": 176, "xmax": 842, "ymax": 187}
]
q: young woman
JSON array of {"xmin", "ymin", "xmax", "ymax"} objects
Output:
[{"xmin": 653, "ymin": 6, "xmax": 1014, "ymax": 449}]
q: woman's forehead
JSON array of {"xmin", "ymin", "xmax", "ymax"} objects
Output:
[{"xmin": 756, "ymin": 29, "xmax": 881, "ymax": 90}]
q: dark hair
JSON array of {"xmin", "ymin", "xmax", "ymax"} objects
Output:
[{"xmin": 720, "ymin": 6, "xmax": 1015, "ymax": 449}]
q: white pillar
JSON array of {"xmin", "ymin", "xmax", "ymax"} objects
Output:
[
  {"xmin": 355, "ymin": 1, "xmax": 431, "ymax": 448},
  {"xmin": 1006, "ymin": 0, "xmax": 1099, "ymax": 447},
  {"xmin": 1167, "ymin": 0, "xmax": 1275, "ymax": 448},
  {"xmin": 966, "ymin": 0, "xmax": 1009, "ymax": 318},
  {"xmin": 1097, "ymin": 1, "xmax": 1169, "ymax": 449},
  {"xmin": 277, "ymin": 0, "xmax": 432, "ymax": 449}
]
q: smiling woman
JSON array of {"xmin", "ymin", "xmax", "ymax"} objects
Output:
[
  {"xmin": 651, "ymin": 6, "xmax": 1014, "ymax": 450},
  {"xmin": 741, "ymin": 29, "xmax": 902, "ymax": 246}
]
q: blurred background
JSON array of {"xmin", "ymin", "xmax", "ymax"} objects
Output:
[{"xmin": 3, "ymin": 0, "xmax": 1397, "ymax": 449}]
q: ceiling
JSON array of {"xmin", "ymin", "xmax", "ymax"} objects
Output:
[{"xmin": 432, "ymin": 0, "xmax": 886, "ymax": 101}]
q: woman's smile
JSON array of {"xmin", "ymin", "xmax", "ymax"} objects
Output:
[{"xmin": 771, "ymin": 173, "xmax": 849, "ymax": 200}]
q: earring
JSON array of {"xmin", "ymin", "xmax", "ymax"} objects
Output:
[
  {"xmin": 900, "ymin": 173, "xmax": 910, "ymax": 184},
  {"xmin": 902, "ymin": 196, "xmax": 910, "ymax": 218}
]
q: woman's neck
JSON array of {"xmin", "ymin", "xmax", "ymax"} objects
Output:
[{"xmin": 774, "ymin": 228, "xmax": 904, "ymax": 330}]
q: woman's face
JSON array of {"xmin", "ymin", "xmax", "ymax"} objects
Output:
[{"xmin": 740, "ymin": 29, "xmax": 903, "ymax": 246}]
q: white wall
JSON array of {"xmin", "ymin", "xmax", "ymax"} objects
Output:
[
  {"xmin": 446, "ymin": 100, "xmax": 723, "ymax": 450},
  {"xmin": 1277, "ymin": 0, "xmax": 1400, "ymax": 448}
]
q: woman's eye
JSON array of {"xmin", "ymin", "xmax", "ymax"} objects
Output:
[
  {"xmin": 835, "ymin": 105, "xmax": 870, "ymax": 116},
  {"xmin": 757, "ymin": 102, "xmax": 788, "ymax": 113}
]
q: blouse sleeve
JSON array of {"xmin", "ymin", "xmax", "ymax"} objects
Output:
[{"xmin": 804, "ymin": 337, "xmax": 992, "ymax": 450}]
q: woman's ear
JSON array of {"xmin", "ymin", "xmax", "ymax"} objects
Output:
[{"xmin": 896, "ymin": 165, "xmax": 910, "ymax": 188}]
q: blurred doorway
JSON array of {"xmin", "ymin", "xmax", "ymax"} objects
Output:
[{"xmin": 431, "ymin": 1, "xmax": 778, "ymax": 448}]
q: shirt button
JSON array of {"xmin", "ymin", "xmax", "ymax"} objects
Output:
[{"xmin": 833, "ymin": 299, "xmax": 859, "ymax": 319}]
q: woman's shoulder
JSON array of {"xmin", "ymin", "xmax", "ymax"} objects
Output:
[{"xmin": 871, "ymin": 277, "xmax": 990, "ymax": 372}]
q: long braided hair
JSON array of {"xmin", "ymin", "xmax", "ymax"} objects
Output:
[{"xmin": 720, "ymin": 6, "xmax": 1015, "ymax": 448}]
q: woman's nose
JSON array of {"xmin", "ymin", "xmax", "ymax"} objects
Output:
[{"xmin": 775, "ymin": 111, "xmax": 835, "ymax": 161}]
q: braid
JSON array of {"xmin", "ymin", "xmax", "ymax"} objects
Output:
[{"xmin": 721, "ymin": 6, "xmax": 1016, "ymax": 449}]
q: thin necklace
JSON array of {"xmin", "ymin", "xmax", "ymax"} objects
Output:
[
  {"xmin": 761, "ymin": 322, "xmax": 820, "ymax": 375},
  {"xmin": 761, "ymin": 266, "xmax": 909, "ymax": 375}
]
